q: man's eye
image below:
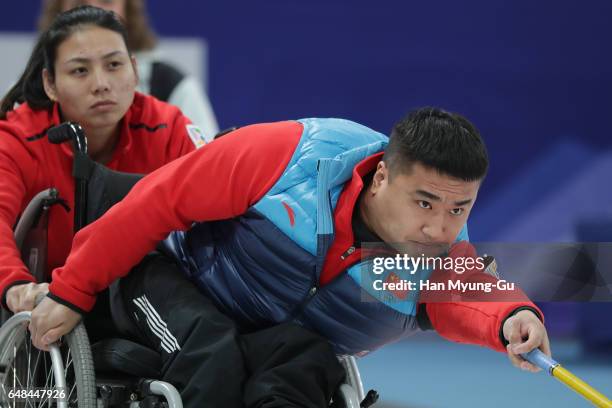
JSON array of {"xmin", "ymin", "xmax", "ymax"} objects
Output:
[
  {"xmin": 108, "ymin": 61, "xmax": 123, "ymax": 69},
  {"xmin": 417, "ymin": 200, "xmax": 431, "ymax": 209},
  {"xmin": 450, "ymin": 208, "xmax": 464, "ymax": 216}
]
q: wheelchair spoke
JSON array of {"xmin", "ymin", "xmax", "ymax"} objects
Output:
[
  {"xmin": 38, "ymin": 385, "xmax": 52, "ymax": 407},
  {"xmin": 44, "ymin": 360, "xmax": 53, "ymax": 389},
  {"xmin": 30, "ymin": 347, "xmax": 43, "ymax": 389},
  {"xmin": 64, "ymin": 347, "xmax": 72, "ymax": 374},
  {"xmin": 64, "ymin": 346, "xmax": 77, "ymax": 405},
  {"xmin": 39, "ymin": 363, "xmax": 55, "ymax": 408},
  {"xmin": 12, "ymin": 342, "xmax": 19, "ymax": 391},
  {"xmin": 11, "ymin": 360, "xmax": 24, "ymax": 391},
  {"xmin": 26, "ymin": 337, "xmax": 31, "ymax": 391}
]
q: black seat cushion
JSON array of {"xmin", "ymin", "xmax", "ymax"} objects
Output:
[{"xmin": 92, "ymin": 338, "xmax": 161, "ymax": 378}]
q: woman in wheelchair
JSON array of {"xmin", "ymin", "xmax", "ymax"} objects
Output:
[{"xmin": 0, "ymin": 6, "xmax": 198, "ymax": 315}]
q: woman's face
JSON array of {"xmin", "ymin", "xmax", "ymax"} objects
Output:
[
  {"xmin": 43, "ymin": 25, "xmax": 137, "ymax": 132},
  {"xmin": 62, "ymin": 0, "xmax": 127, "ymax": 20}
]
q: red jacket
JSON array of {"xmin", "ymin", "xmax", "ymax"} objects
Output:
[{"xmin": 0, "ymin": 93, "xmax": 196, "ymax": 305}]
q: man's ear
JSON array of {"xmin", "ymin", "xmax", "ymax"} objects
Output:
[
  {"xmin": 130, "ymin": 55, "xmax": 139, "ymax": 84},
  {"xmin": 42, "ymin": 69, "xmax": 57, "ymax": 102},
  {"xmin": 370, "ymin": 161, "xmax": 388, "ymax": 194}
]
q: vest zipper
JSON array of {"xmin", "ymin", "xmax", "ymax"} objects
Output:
[
  {"xmin": 286, "ymin": 281, "xmax": 319, "ymax": 321},
  {"xmin": 289, "ymin": 245, "xmax": 357, "ymax": 322},
  {"xmin": 341, "ymin": 245, "xmax": 356, "ymax": 260}
]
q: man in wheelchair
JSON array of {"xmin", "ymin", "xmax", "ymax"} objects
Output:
[{"xmin": 26, "ymin": 108, "xmax": 551, "ymax": 407}]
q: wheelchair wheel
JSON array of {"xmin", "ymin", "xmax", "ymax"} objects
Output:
[{"xmin": 0, "ymin": 313, "xmax": 97, "ymax": 407}]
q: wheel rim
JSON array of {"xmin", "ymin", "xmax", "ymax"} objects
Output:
[{"xmin": 0, "ymin": 326, "xmax": 78, "ymax": 407}]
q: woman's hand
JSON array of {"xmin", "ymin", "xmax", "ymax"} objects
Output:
[{"xmin": 5, "ymin": 282, "xmax": 49, "ymax": 313}]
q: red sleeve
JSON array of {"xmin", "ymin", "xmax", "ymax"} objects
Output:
[
  {"xmin": 0, "ymin": 130, "xmax": 37, "ymax": 307},
  {"xmin": 421, "ymin": 241, "xmax": 544, "ymax": 353},
  {"xmin": 48, "ymin": 121, "xmax": 303, "ymax": 312},
  {"xmin": 426, "ymin": 301, "xmax": 543, "ymax": 353}
]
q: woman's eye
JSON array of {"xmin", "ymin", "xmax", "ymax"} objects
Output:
[
  {"xmin": 450, "ymin": 208, "xmax": 464, "ymax": 216},
  {"xmin": 71, "ymin": 67, "xmax": 87, "ymax": 75},
  {"xmin": 108, "ymin": 61, "xmax": 123, "ymax": 69},
  {"xmin": 418, "ymin": 200, "xmax": 431, "ymax": 209}
]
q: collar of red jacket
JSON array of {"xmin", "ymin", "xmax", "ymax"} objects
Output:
[{"xmin": 320, "ymin": 151, "xmax": 384, "ymax": 285}]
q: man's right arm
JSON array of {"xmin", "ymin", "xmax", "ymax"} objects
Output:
[{"xmin": 48, "ymin": 121, "xmax": 303, "ymax": 313}]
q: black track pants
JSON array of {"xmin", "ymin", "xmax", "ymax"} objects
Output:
[{"xmin": 111, "ymin": 253, "xmax": 345, "ymax": 408}]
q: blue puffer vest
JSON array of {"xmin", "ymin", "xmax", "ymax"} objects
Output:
[{"xmin": 165, "ymin": 118, "xmax": 450, "ymax": 354}]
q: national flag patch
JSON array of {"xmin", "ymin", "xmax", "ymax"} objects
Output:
[
  {"xmin": 385, "ymin": 272, "xmax": 409, "ymax": 300},
  {"xmin": 186, "ymin": 124, "xmax": 208, "ymax": 148}
]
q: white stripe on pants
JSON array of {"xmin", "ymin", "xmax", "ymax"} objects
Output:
[{"xmin": 132, "ymin": 295, "xmax": 182, "ymax": 353}]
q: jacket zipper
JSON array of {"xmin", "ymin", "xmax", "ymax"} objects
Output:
[{"xmin": 340, "ymin": 245, "xmax": 356, "ymax": 260}]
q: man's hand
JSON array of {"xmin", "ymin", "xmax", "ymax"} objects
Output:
[
  {"xmin": 503, "ymin": 310, "xmax": 551, "ymax": 372},
  {"xmin": 6, "ymin": 282, "xmax": 49, "ymax": 313},
  {"xmin": 29, "ymin": 296, "xmax": 81, "ymax": 351}
]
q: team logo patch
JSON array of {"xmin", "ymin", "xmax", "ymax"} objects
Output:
[
  {"xmin": 186, "ymin": 124, "xmax": 208, "ymax": 148},
  {"xmin": 281, "ymin": 201, "xmax": 296, "ymax": 227}
]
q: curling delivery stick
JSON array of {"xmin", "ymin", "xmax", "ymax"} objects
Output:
[{"xmin": 521, "ymin": 349, "xmax": 612, "ymax": 407}]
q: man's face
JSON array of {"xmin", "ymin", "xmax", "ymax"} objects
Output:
[
  {"xmin": 363, "ymin": 161, "xmax": 481, "ymax": 256},
  {"xmin": 43, "ymin": 25, "xmax": 137, "ymax": 133}
]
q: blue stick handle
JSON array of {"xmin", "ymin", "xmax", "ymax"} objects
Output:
[{"xmin": 520, "ymin": 349, "xmax": 558, "ymax": 374}]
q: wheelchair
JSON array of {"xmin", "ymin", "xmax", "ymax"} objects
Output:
[{"xmin": 0, "ymin": 123, "xmax": 376, "ymax": 407}]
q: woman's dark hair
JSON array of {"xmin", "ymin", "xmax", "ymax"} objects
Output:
[{"xmin": 0, "ymin": 6, "xmax": 129, "ymax": 119}]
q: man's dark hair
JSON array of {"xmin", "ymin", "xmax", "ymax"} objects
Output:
[{"xmin": 383, "ymin": 107, "xmax": 489, "ymax": 181}]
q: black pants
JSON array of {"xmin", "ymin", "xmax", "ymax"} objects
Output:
[{"xmin": 109, "ymin": 253, "xmax": 345, "ymax": 408}]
